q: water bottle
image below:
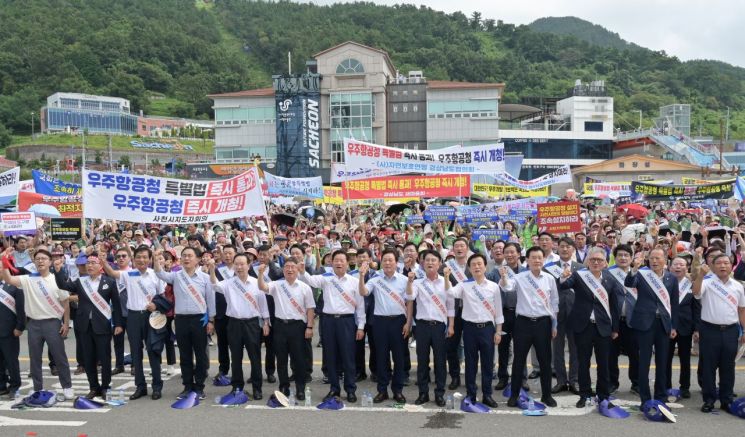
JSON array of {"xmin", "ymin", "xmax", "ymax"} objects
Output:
[
  {"xmin": 527, "ymin": 397, "xmax": 535, "ymax": 411},
  {"xmin": 367, "ymin": 391, "xmax": 373, "ymax": 406},
  {"xmin": 14, "ymin": 390, "xmax": 22, "ymax": 402},
  {"xmin": 215, "ymin": 395, "xmax": 222, "ymax": 405},
  {"xmin": 118, "ymin": 388, "xmax": 124, "ymax": 402},
  {"xmin": 289, "ymin": 388, "xmax": 296, "ymax": 406},
  {"xmin": 304, "ymin": 387, "xmax": 311, "ymax": 407},
  {"xmin": 360, "ymin": 390, "xmax": 367, "ymax": 407},
  {"xmin": 445, "ymin": 394, "xmax": 454, "ymax": 410}
]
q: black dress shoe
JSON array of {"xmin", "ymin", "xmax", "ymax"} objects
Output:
[
  {"xmin": 50, "ymin": 366, "xmax": 59, "ymax": 376},
  {"xmin": 393, "ymin": 393, "xmax": 406, "ymax": 404},
  {"xmin": 305, "ymin": 375, "xmax": 312, "ymax": 383},
  {"xmin": 85, "ymin": 390, "xmax": 99, "ymax": 399},
  {"xmin": 296, "ymin": 392, "xmax": 305, "ymax": 401},
  {"xmin": 551, "ymin": 383, "xmax": 568, "ymax": 394},
  {"xmin": 253, "ymin": 389, "xmax": 263, "ymax": 400},
  {"xmin": 681, "ymin": 388, "xmax": 691, "ymax": 399},
  {"xmin": 176, "ymin": 389, "xmax": 190, "ymax": 400},
  {"xmin": 527, "ymin": 370, "xmax": 540, "ymax": 379},
  {"xmin": 576, "ymin": 397, "xmax": 589, "ymax": 408},
  {"xmin": 701, "ymin": 402, "xmax": 715, "ymax": 413},
  {"xmin": 74, "ymin": 365, "xmax": 86, "ymax": 375},
  {"xmin": 721, "ymin": 402, "xmax": 732, "ymax": 412},
  {"xmin": 482, "ymin": 396, "xmax": 498, "ymax": 408},
  {"xmin": 609, "ymin": 384, "xmax": 619, "ymax": 394},
  {"xmin": 347, "ymin": 392, "xmax": 357, "ymax": 403},
  {"xmin": 112, "ymin": 366, "xmax": 125, "ymax": 376},
  {"xmin": 522, "ymin": 383, "xmax": 531, "ymax": 392},
  {"xmin": 266, "ymin": 374, "xmax": 277, "ymax": 383},
  {"xmin": 448, "ymin": 377, "xmax": 460, "ymax": 390},
  {"xmin": 507, "ymin": 396, "xmax": 519, "ymax": 407},
  {"xmin": 568, "ymin": 384, "xmax": 579, "ymax": 395},
  {"xmin": 415, "ymin": 394, "xmax": 430, "ymax": 405},
  {"xmin": 130, "ymin": 388, "xmax": 148, "ymax": 400},
  {"xmin": 356, "ymin": 373, "xmax": 367, "ymax": 382},
  {"xmin": 373, "ymin": 392, "xmax": 389, "ymax": 403},
  {"xmin": 435, "ymin": 395, "xmax": 446, "ymax": 407},
  {"xmin": 541, "ymin": 396, "xmax": 558, "ymax": 408},
  {"xmin": 322, "ymin": 376, "xmax": 330, "ymax": 384},
  {"xmin": 629, "ymin": 385, "xmax": 639, "ymax": 395},
  {"xmin": 0, "ymin": 388, "xmax": 9, "ymax": 397},
  {"xmin": 494, "ymin": 379, "xmax": 508, "ymax": 390},
  {"xmin": 323, "ymin": 390, "xmax": 340, "ymax": 401},
  {"xmin": 98, "ymin": 390, "xmax": 107, "ymax": 401},
  {"xmin": 280, "ymin": 386, "xmax": 290, "ymax": 397},
  {"xmin": 151, "ymin": 391, "xmax": 162, "ymax": 400},
  {"xmin": 197, "ymin": 391, "xmax": 206, "ymax": 400}
]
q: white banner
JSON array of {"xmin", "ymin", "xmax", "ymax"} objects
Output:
[
  {"xmin": 344, "ymin": 138, "xmax": 505, "ymax": 175},
  {"xmin": 493, "ymin": 165, "xmax": 572, "ymax": 190},
  {"xmin": 19, "ymin": 179, "xmax": 35, "ymax": 193},
  {"xmin": 264, "ymin": 173, "xmax": 323, "ymax": 199},
  {"xmin": 330, "ymin": 162, "xmax": 404, "ymax": 183},
  {"xmin": 0, "ymin": 212, "xmax": 37, "ymax": 236},
  {"xmin": 0, "ymin": 167, "xmax": 20, "ymax": 207},
  {"xmin": 590, "ymin": 183, "xmax": 631, "ymax": 198},
  {"xmin": 82, "ymin": 168, "xmax": 266, "ymax": 224}
]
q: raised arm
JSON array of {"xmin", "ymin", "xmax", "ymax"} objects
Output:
[{"xmin": 358, "ymin": 262, "xmax": 370, "ymax": 297}]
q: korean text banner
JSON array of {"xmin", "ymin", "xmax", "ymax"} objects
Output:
[
  {"xmin": 50, "ymin": 218, "xmax": 83, "ymax": 241},
  {"xmin": 424, "ymin": 206, "xmax": 456, "ymax": 222},
  {"xmin": 264, "ymin": 173, "xmax": 323, "ymax": 199},
  {"xmin": 32, "ymin": 170, "xmax": 82, "ymax": 196},
  {"xmin": 18, "ymin": 191, "xmax": 82, "ymax": 218},
  {"xmin": 330, "ymin": 162, "xmax": 405, "ymax": 183},
  {"xmin": 583, "ymin": 182, "xmax": 631, "ymax": 198},
  {"xmin": 493, "ymin": 165, "xmax": 572, "ymax": 190},
  {"xmin": 537, "ymin": 201, "xmax": 582, "ymax": 234},
  {"xmin": 343, "ymin": 174, "xmax": 470, "ymax": 200},
  {"xmin": 315, "ymin": 186, "xmax": 344, "ymax": 205},
  {"xmin": 472, "ymin": 183, "xmax": 548, "ymax": 198},
  {"xmin": 0, "ymin": 167, "xmax": 20, "ymax": 208},
  {"xmin": 0, "ymin": 212, "xmax": 37, "ymax": 236},
  {"xmin": 630, "ymin": 180, "xmax": 734, "ymax": 201},
  {"xmin": 82, "ymin": 168, "xmax": 266, "ymax": 224},
  {"xmin": 344, "ymin": 138, "xmax": 505, "ymax": 175},
  {"xmin": 472, "ymin": 229, "xmax": 510, "ymax": 241}
]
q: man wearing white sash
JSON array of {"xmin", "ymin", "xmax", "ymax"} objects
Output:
[
  {"xmin": 559, "ymin": 247, "xmax": 622, "ymax": 408},
  {"xmin": 666, "ymin": 256, "xmax": 700, "ymax": 400},
  {"xmin": 625, "ymin": 248, "xmax": 679, "ymax": 406},
  {"xmin": 359, "ymin": 249, "xmax": 411, "ymax": 404},
  {"xmin": 606, "ymin": 244, "xmax": 640, "ymax": 395},
  {"xmin": 446, "ymin": 253, "xmax": 504, "ymax": 408},
  {"xmin": 693, "ymin": 254, "xmax": 745, "ymax": 414},
  {"xmin": 444, "ymin": 238, "xmax": 472, "ymax": 390},
  {"xmin": 501, "ymin": 246, "xmax": 559, "ymax": 408},
  {"xmin": 406, "ymin": 250, "xmax": 454, "ymax": 407},
  {"xmin": 0, "ymin": 277, "xmax": 25, "ymax": 399},
  {"xmin": 155, "ymin": 247, "xmax": 216, "ymax": 401},
  {"xmin": 102, "ymin": 246, "xmax": 165, "ymax": 400},
  {"xmin": 209, "ymin": 254, "xmax": 270, "ymax": 401},
  {"xmin": 56, "ymin": 255, "xmax": 122, "ymax": 400},
  {"xmin": 1, "ymin": 248, "xmax": 73, "ymax": 400}
]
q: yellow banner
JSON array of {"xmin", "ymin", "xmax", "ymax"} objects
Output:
[
  {"xmin": 315, "ymin": 186, "xmax": 344, "ymax": 205},
  {"xmin": 680, "ymin": 177, "xmax": 735, "ymax": 185},
  {"xmin": 472, "ymin": 183, "xmax": 548, "ymax": 198}
]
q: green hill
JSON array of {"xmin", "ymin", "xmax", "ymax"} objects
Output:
[
  {"xmin": 0, "ymin": 0, "xmax": 743, "ymax": 139},
  {"xmin": 529, "ymin": 16, "xmax": 639, "ymax": 50}
]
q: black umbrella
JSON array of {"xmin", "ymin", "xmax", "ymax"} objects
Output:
[
  {"xmin": 386, "ymin": 204, "xmax": 412, "ymax": 216},
  {"xmin": 271, "ymin": 213, "xmax": 297, "ymax": 228}
]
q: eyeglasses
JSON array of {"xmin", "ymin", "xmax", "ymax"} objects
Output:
[
  {"xmin": 588, "ymin": 258, "xmax": 605, "ymax": 263},
  {"xmin": 116, "ymin": 255, "xmax": 128, "ymax": 259}
]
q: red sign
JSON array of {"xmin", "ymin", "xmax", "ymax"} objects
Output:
[
  {"xmin": 537, "ymin": 201, "xmax": 582, "ymax": 234},
  {"xmin": 342, "ymin": 174, "xmax": 470, "ymax": 200},
  {"xmin": 18, "ymin": 191, "xmax": 83, "ymax": 218}
]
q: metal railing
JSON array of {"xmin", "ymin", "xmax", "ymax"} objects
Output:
[{"xmin": 498, "ymin": 120, "xmax": 571, "ymax": 131}]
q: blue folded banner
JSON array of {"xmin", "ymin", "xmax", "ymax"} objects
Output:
[
  {"xmin": 472, "ymin": 229, "xmax": 510, "ymax": 241},
  {"xmin": 406, "ymin": 215, "xmax": 426, "ymax": 225},
  {"xmin": 32, "ymin": 170, "xmax": 82, "ymax": 196},
  {"xmin": 423, "ymin": 206, "xmax": 456, "ymax": 222}
]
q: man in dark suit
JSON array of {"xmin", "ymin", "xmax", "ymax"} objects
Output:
[
  {"xmin": 56, "ymin": 255, "xmax": 122, "ymax": 400},
  {"xmin": 560, "ymin": 247, "xmax": 621, "ymax": 407},
  {"xmin": 666, "ymin": 256, "xmax": 700, "ymax": 399},
  {"xmin": 249, "ymin": 244, "xmax": 283, "ymax": 384},
  {"xmin": 544, "ymin": 237, "xmax": 581, "ymax": 394},
  {"xmin": 0, "ymin": 279, "xmax": 25, "ymax": 398},
  {"xmin": 625, "ymin": 248, "xmax": 679, "ymax": 406}
]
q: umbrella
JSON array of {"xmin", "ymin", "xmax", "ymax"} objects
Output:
[
  {"xmin": 617, "ymin": 203, "xmax": 648, "ymax": 220},
  {"xmin": 386, "ymin": 204, "xmax": 412, "ymax": 216},
  {"xmin": 298, "ymin": 205, "xmax": 324, "ymax": 220},
  {"xmin": 271, "ymin": 213, "xmax": 297, "ymax": 228},
  {"xmin": 29, "ymin": 204, "xmax": 61, "ymax": 218}
]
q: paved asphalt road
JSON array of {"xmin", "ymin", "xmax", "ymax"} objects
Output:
[{"xmin": 1, "ymin": 331, "xmax": 744, "ymax": 436}]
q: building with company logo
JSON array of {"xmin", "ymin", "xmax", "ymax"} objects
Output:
[
  {"xmin": 41, "ymin": 92, "xmax": 139, "ymax": 135},
  {"xmin": 208, "ymin": 41, "xmax": 614, "ymax": 181}
]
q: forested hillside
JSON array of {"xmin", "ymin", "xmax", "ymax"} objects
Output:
[{"xmin": 1, "ymin": 0, "xmax": 743, "ymax": 145}]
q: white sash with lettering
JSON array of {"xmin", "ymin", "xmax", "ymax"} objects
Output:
[
  {"xmin": 0, "ymin": 287, "xmax": 16, "ymax": 314},
  {"xmin": 678, "ymin": 277, "xmax": 692, "ymax": 303},
  {"xmin": 329, "ymin": 276, "xmax": 357, "ymax": 308},
  {"xmin": 544, "ymin": 262, "xmax": 563, "ymax": 279},
  {"xmin": 233, "ymin": 278, "xmax": 260, "ymax": 313},
  {"xmin": 638, "ymin": 268, "xmax": 671, "ymax": 317},
  {"xmin": 468, "ymin": 280, "xmax": 497, "ymax": 319},
  {"xmin": 417, "ymin": 279, "xmax": 448, "ymax": 319},
  {"xmin": 218, "ymin": 265, "xmax": 234, "ymax": 280},
  {"xmin": 80, "ymin": 277, "xmax": 112, "ymax": 319},
  {"xmin": 278, "ymin": 281, "xmax": 305, "ymax": 318},
  {"xmin": 445, "ymin": 259, "xmax": 468, "ymax": 284},
  {"xmin": 374, "ymin": 277, "xmax": 407, "ymax": 311},
  {"xmin": 30, "ymin": 275, "xmax": 64, "ymax": 318},
  {"xmin": 517, "ymin": 273, "xmax": 554, "ymax": 319},
  {"xmin": 707, "ymin": 277, "xmax": 740, "ymax": 312},
  {"xmin": 176, "ymin": 271, "xmax": 207, "ymax": 314},
  {"xmin": 607, "ymin": 266, "xmax": 637, "ymax": 300},
  {"xmin": 577, "ymin": 269, "xmax": 611, "ymax": 318}
]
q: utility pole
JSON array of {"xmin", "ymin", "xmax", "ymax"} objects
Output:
[
  {"xmin": 719, "ymin": 119, "xmax": 724, "ymax": 174},
  {"xmin": 31, "ymin": 112, "xmax": 35, "ymax": 139},
  {"xmin": 108, "ymin": 135, "xmax": 113, "ymax": 171},
  {"xmin": 725, "ymin": 107, "xmax": 730, "ymax": 142}
]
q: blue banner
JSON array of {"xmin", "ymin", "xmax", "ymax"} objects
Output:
[
  {"xmin": 32, "ymin": 170, "xmax": 82, "ymax": 196},
  {"xmin": 472, "ymin": 229, "xmax": 510, "ymax": 241},
  {"xmin": 274, "ymin": 74, "xmax": 321, "ymax": 178},
  {"xmin": 424, "ymin": 206, "xmax": 456, "ymax": 222},
  {"xmin": 406, "ymin": 215, "xmax": 426, "ymax": 225}
]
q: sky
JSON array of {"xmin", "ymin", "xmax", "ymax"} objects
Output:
[{"xmin": 304, "ymin": 0, "xmax": 745, "ymax": 67}]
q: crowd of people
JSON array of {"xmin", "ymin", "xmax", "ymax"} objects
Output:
[{"xmin": 0, "ymin": 197, "xmax": 743, "ymax": 417}]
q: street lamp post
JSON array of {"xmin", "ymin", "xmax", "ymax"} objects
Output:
[
  {"xmin": 633, "ymin": 110, "xmax": 642, "ymax": 130},
  {"xmin": 31, "ymin": 112, "xmax": 35, "ymax": 139}
]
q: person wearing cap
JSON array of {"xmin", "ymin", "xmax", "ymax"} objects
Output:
[
  {"xmin": 257, "ymin": 258, "xmax": 315, "ymax": 400},
  {"xmin": 249, "ymin": 244, "xmax": 283, "ymax": 384},
  {"xmin": 56, "ymin": 255, "xmax": 122, "ymax": 400},
  {"xmin": 693, "ymin": 253, "xmax": 745, "ymax": 413},
  {"xmin": 155, "ymin": 247, "xmax": 216, "ymax": 401},
  {"xmin": 358, "ymin": 249, "xmax": 411, "ymax": 404},
  {"xmin": 0, "ymin": 270, "xmax": 25, "ymax": 399},
  {"xmin": 0, "ymin": 248, "xmax": 74, "ymax": 401},
  {"xmin": 11, "ymin": 237, "xmax": 32, "ymax": 270},
  {"xmin": 297, "ymin": 250, "xmax": 365, "ymax": 403},
  {"xmin": 444, "ymin": 253, "xmax": 504, "ymax": 408},
  {"xmin": 626, "ymin": 247, "xmax": 679, "ymax": 407},
  {"xmin": 208, "ymin": 254, "xmax": 269, "ymax": 400},
  {"xmin": 110, "ymin": 247, "xmax": 132, "ymax": 376},
  {"xmin": 212, "ymin": 245, "xmax": 236, "ymax": 385},
  {"xmin": 666, "ymin": 256, "xmax": 699, "ymax": 400},
  {"xmin": 102, "ymin": 246, "xmax": 165, "ymax": 400}
]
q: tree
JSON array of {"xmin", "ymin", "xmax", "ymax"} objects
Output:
[
  {"xmin": 0, "ymin": 123, "xmax": 12, "ymax": 148},
  {"xmin": 118, "ymin": 155, "xmax": 131, "ymax": 169},
  {"xmin": 94, "ymin": 150, "xmax": 103, "ymax": 164}
]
